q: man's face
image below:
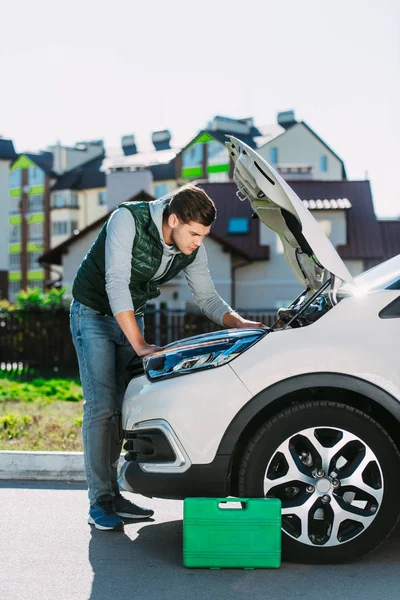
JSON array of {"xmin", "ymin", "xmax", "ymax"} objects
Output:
[{"xmin": 169, "ymin": 216, "xmax": 211, "ymax": 255}]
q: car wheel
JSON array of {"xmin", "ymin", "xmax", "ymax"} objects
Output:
[{"xmin": 238, "ymin": 401, "xmax": 400, "ymax": 563}]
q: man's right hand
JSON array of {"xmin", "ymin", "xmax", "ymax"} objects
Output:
[{"xmin": 136, "ymin": 343, "xmax": 162, "ymax": 358}]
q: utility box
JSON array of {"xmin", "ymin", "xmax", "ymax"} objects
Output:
[{"xmin": 183, "ymin": 498, "xmax": 281, "ymax": 569}]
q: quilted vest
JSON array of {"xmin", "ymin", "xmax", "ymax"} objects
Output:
[{"xmin": 72, "ymin": 201, "xmax": 199, "ymax": 316}]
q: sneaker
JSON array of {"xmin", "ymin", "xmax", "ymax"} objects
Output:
[
  {"xmin": 88, "ymin": 494, "xmax": 124, "ymax": 531},
  {"xmin": 113, "ymin": 492, "xmax": 154, "ymax": 519}
]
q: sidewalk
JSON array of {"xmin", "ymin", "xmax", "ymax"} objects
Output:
[{"xmin": 0, "ymin": 451, "xmax": 125, "ymax": 480}]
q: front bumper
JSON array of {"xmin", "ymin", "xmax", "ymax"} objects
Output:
[
  {"xmin": 119, "ymin": 418, "xmax": 231, "ymax": 499},
  {"xmin": 118, "ymin": 454, "xmax": 231, "ymax": 500}
]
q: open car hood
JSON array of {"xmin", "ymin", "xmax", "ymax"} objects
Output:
[{"xmin": 226, "ymin": 136, "xmax": 354, "ymax": 291}]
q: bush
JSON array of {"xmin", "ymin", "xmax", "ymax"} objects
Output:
[
  {"xmin": 16, "ymin": 286, "xmax": 68, "ymax": 311},
  {"xmin": 0, "ymin": 378, "xmax": 83, "ymax": 403},
  {"xmin": 0, "ymin": 413, "xmax": 31, "ymax": 439}
]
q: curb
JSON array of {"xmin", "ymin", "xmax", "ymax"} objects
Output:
[{"xmin": 0, "ymin": 451, "xmax": 125, "ymax": 481}]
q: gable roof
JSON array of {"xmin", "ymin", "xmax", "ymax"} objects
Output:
[
  {"xmin": 261, "ymin": 121, "xmax": 347, "ymax": 179},
  {"xmin": 150, "ymin": 159, "xmax": 176, "ymax": 182},
  {"xmin": 178, "ymin": 129, "xmax": 258, "ymax": 161},
  {"xmin": 39, "ymin": 186, "xmax": 267, "ymax": 268},
  {"xmin": 52, "ymin": 153, "xmax": 106, "ymax": 191},
  {"xmin": 24, "ymin": 151, "xmax": 55, "ymax": 176},
  {"xmin": 200, "ymin": 180, "xmax": 385, "ymax": 263},
  {"xmin": 0, "ymin": 139, "xmax": 17, "ymax": 161},
  {"xmin": 301, "ymin": 122, "xmax": 347, "ymax": 179}
]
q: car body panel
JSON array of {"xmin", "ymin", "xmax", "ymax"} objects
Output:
[
  {"xmin": 122, "ymin": 363, "xmax": 252, "ymax": 465},
  {"xmin": 231, "ymin": 290, "xmax": 400, "ymax": 399},
  {"xmin": 227, "ymin": 135, "xmax": 354, "ymax": 289}
]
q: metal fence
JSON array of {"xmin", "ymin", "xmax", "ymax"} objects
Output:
[{"xmin": 0, "ymin": 308, "xmax": 276, "ymax": 378}]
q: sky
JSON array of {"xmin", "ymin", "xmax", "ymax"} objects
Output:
[{"xmin": 1, "ymin": 0, "xmax": 399, "ymax": 217}]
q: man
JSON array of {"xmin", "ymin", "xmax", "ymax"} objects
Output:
[{"xmin": 70, "ymin": 184, "xmax": 265, "ymax": 531}]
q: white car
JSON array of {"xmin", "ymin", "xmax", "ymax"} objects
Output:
[{"xmin": 119, "ymin": 137, "xmax": 400, "ymax": 564}]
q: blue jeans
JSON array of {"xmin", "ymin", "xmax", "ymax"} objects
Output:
[{"xmin": 69, "ymin": 299, "xmax": 143, "ymax": 504}]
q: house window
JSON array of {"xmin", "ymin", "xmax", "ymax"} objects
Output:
[
  {"xmin": 28, "ymin": 252, "xmax": 42, "ymax": 270},
  {"xmin": 182, "ymin": 142, "xmax": 203, "ymax": 178},
  {"xmin": 269, "ymin": 147, "xmax": 278, "ymax": 165},
  {"xmin": 9, "ymin": 169, "xmax": 21, "ymax": 189},
  {"xmin": 9, "ymin": 281, "xmax": 21, "ymax": 301},
  {"xmin": 28, "ymin": 195, "xmax": 44, "ymax": 213},
  {"xmin": 228, "ymin": 217, "xmax": 249, "ymax": 235},
  {"xmin": 28, "ymin": 167, "xmax": 45, "ymax": 186},
  {"xmin": 9, "ymin": 196, "xmax": 21, "ymax": 215},
  {"xmin": 51, "ymin": 191, "xmax": 78, "ymax": 208},
  {"xmin": 10, "ymin": 225, "xmax": 21, "ymax": 242},
  {"xmin": 29, "ymin": 222, "xmax": 44, "ymax": 241},
  {"xmin": 155, "ymin": 184, "xmax": 168, "ymax": 198},
  {"xmin": 27, "ymin": 280, "xmax": 43, "ymax": 291},
  {"xmin": 320, "ymin": 155, "xmax": 328, "ymax": 172},
  {"xmin": 98, "ymin": 190, "xmax": 107, "ymax": 205},
  {"xmin": 52, "ymin": 221, "xmax": 77, "ymax": 236},
  {"xmin": 9, "ymin": 254, "xmax": 21, "ymax": 270},
  {"xmin": 52, "ymin": 221, "xmax": 68, "ymax": 236}
]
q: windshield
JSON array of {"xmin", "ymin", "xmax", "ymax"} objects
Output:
[{"xmin": 340, "ymin": 254, "xmax": 400, "ymax": 296}]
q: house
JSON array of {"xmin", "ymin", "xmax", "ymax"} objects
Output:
[
  {"xmin": 6, "ymin": 141, "xmax": 107, "ymax": 300},
  {"xmin": 8, "ymin": 151, "xmax": 55, "ymax": 300},
  {"xmin": 175, "ymin": 116, "xmax": 261, "ymax": 185},
  {"xmin": 257, "ymin": 110, "xmax": 346, "ymax": 181},
  {"xmin": 39, "ymin": 179, "xmax": 399, "ymax": 312},
  {"xmin": 0, "ymin": 138, "xmax": 17, "ymax": 299}
]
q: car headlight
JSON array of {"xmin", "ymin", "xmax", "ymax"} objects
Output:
[{"xmin": 143, "ymin": 328, "xmax": 267, "ymax": 381}]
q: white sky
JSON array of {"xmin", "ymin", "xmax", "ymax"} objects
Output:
[{"xmin": 1, "ymin": 0, "xmax": 399, "ymax": 217}]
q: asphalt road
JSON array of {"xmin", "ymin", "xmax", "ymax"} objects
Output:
[{"xmin": 2, "ymin": 481, "xmax": 400, "ymax": 600}]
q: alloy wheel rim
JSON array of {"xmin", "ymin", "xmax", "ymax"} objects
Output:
[{"xmin": 263, "ymin": 426, "xmax": 384, "ymax": 547}]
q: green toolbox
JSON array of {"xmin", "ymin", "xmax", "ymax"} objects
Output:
[{"xmin": 183, "ymin": 497, "xmax": 282, "ymax": 569}]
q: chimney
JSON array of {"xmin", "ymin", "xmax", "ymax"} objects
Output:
[
  {"xmin": 277, "ymin": 110, "xmax": 297, "ymax": 129},
  {"xmin": 152, "ymin": 130, "xmax": 171, "ymax": 151},
  {"xmin": 122, "ymin": 134, "xmax": 137, "ymax": 156}
]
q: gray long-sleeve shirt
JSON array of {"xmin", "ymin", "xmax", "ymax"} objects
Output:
[{"xmin": 105, "ymin": 197, "xmax": 232, "ymax": 325}]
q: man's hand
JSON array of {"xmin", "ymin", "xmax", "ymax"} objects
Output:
[
  {"xmin": 236, "ymin": 318, "xmax": 268, "ymax": 329},
  {"xmin": 115, "ymin": 310, "xmax": 163, "ymax": 357},
  {"xmin": 136, "ymin": 343, "xmax": 162, "ymax": 358},
  {"xmin": 222, "ymin": 311, "xmax": 269, "ymax": 329}
]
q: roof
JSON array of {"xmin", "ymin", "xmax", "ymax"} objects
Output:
[
  {"xmin": 301, "ymin": 121, "xmax": 347, "ymax": 179},
  {"xmin": 39, "ymin": 186, "xmax": 268, "ymax": 267},
  {"xmin": 260, "ymin": 121, "xmax": 347, "ymax": 179},
  {"xmin": 103, "ymin": 147, "xmax": 178, "ymax": 172},
  {"xmin": 199, "ymin": 182, "xmax": 270, "ymax": 261},
  {"xmin": 150, "ymin": 159, "xmax": 176, "ymax": 182},
  {"xmin": 0, "ymin": 139, "xmax": 17, "ymax": 160},
  {"xmin": 302, "ymin": 198, "xmax": 352, "ymax": 210},
  {"xmin": 52, "ymin": 154, "xmax": 106, "ymax": 191},
  {"xmin": 24, "ymin": 151, "xmax": 55, "ymax": 176},
  {"xmin": 379, "ymin": 221, "xmax": 400, "ymax": 260},
  {"xmin": 290, "ymin": 180, "xmax": 384, "ymax": 260}
]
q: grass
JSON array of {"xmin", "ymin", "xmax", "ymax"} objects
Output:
[{"xmin": 0, "ymin": 378, "xmax": 84, "ymax": 451}]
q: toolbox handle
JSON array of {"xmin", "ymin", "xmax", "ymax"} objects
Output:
[{"xmin": 218, "ymin": 499, "xmax": 248, "ymax": 510}]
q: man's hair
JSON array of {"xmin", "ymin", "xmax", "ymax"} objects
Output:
[{"xmin": 165, "ymin": 184, "xmax": 216, "ymax": 226}]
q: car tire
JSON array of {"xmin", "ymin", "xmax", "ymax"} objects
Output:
[{"xmin": 238, "ymin": 400, "xmax": 400, "ymax": 564}]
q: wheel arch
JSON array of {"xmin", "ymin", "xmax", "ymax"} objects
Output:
[{"xmin": 219, "ymin": 373, "xmax": 400, "ymax": 495}]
